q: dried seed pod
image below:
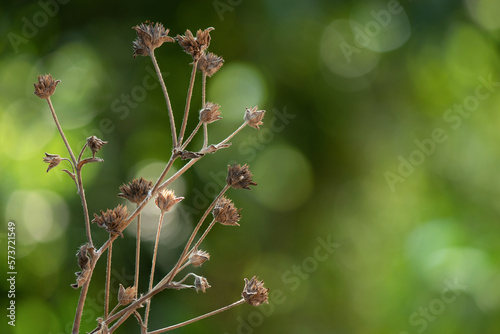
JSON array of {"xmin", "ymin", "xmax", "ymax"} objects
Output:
[
  {"xmin": 189, "ymin": 249, "xmax": 210, "ymax": 267},
  {"xmin": 118, "ymin": 177, "xmax": 153, "ymax": 204},
  {"xmin": 92, "ymin": 204, "xmax": 129, "ymax": 237},
  {"xmin": 244, "ymin": 106, "xmax": 266, "ymax": 130},
  {"xmin": 86, "ymin": 136, "xmax": 107, "ymax": 157},
  {"xmin": 155, "ymin": 189, "xmax": 184, "ymax": 213},
  {"xmin": 226, "ymin": 164, "xmax": 257, "ymax": 190},
  {"xmin": 33, "ymin": 74, "xmax": 60, "ymax": 99},
  {"xmin": 177, "ymin": 27, "xmax": 214, "ymax": 61},
  {"xmin": 194, "ymin": 275, "xmax": 211, "ymax": 293},
  {"xmin": 197, "ymin": 52, "xmax": 224, "ymax": 77},
  {"xmin": 199, "ymin": 102, "xmax": 222, "ymax": 124},
  {"xmin": 242, "ymin": 276, "xmax": 269, "ymax": 307},
  {"xmin": 213, "ymin": 197, "xmax": 241, "ymax": 226},
  {"xmin": 43, "ymin": 153, "xmax": 62, "ymax": 172},
  {"xmin": 118, "ymin": 284, "xmax": 136, "ymax": 305},
  {"xmin": 132, "ymin": 21, "xmax": 175, "ymax": 57}
]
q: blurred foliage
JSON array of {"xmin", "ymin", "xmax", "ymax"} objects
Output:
[{"xmin": 2, "ymin": 0, "xmax": 500, "ymax": 333}]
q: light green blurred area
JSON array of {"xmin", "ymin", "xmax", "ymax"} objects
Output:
[{"xmin": 1, "ymin": 1, "xmax": 500, "ymax": 333}]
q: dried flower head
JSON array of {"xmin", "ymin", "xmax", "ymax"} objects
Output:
[
  {"xmin": 213, "ymin": 196, "xmax": 241, "ymax": 226},
  {"xmin": 92, "ymin": 204, "xmax": 129, "ymax": 237},
  {"xmin": 33, "ymin": 74, "xmax": 61, "ymax": 99},
  {"xmin": 189, "ymin": 249, "xmax": 210, "ymax": 267},
  {"xmin": 118, "ymin": 284, "xmax": 137, "ymax": 305},
  {"xmin": 244, "ymin": 106, "xmax": 266, "ymax": 130},
  {"xmin": 176, "ymin": 27, "xmax": 214, "ymax": 61},
  {"xmin": 197, "ymin": 52, "xmax": 224, "ymax": 77},
  {"xmin": 194, "ymin": 275, "xmax": 211, "ymax": 293},
  {"xmin": 86, "ymin": 136, "xmax": 107, "ymax": 157},
  {"xmin": 43, "ymin": 153, "xmax": 62, "ymax": 172},
  {"xmin": 132, "ymin": 21, "xmax": 175, "ymax": 57},
  {"xmin": 118, "ymin": 177, "xmax": 153, "ymax": 204},
  {"xmin": 226, "ymin": 164, "xmax": 257, "ymax": 190},
  {"xmin": 71, "ymin": 244, "xmax": 94, "ymax": 289},
  {"xmin": 155, "ymin": 189, "xmax": 184, "ymax": 213},
  {"xmin": 199, "ymin": 102, "xmax": 222, "ymax": 124},
  {"xmin": 242, "ymin": 276, "xmax": 269, "ymax": 307}
]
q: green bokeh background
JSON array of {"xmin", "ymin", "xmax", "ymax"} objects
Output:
[{"xmin": 2, "ymin": 0, "xmax": 500, "ymax": 333}]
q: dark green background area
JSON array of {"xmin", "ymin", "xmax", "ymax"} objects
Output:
[{"xmin": 2, "ymin": 0, "xmax": 500, "ymax": 333}]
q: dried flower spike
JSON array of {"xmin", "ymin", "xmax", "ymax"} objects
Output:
[
  {"xmin": 197, "ymin": 52, "xmax": 224, "ymax": 77},
  {"xmin": 118, "ymin": 177, "xmax": 153, "ymax": 204},
  {"xmin": 176, "ymin": 27, "xmax": 214, "ymax": 61},
  {"xmin": 86, "ymin": 136, "xmax": 107, "ymax": 158},
  {"xmin": 132, "ymin": 21, "xmax": 175, "ymax": 57},
  {"xmin": 189, "ymin": 249, "xmax": 210, "ymax": 267},
  {"xmin": 226, "ymin": 164, "xmax": 257, "ymax": 190},
  {"xmin": 194, "ymin": 275, "xmax": 211, "ymax": 293},
  {"xmin": 155, "ymin": 189, "xmax": 184, "ymax": 213},
  {"xmin": 199, "ymin": 102, "xmax": 222, "ymax": 124},
  {"xmin": 242, "ymin": 276, "xmax": 269, "ymax": 307},
  {"xmin": 92, "ymin": 204, "xmax": 129, "ymax": 237},
  {"xmin": 34, "ymin": 74, "xmax": 61, "ymax": 99},
  {"xmin": 244, "ymin": 106, "xmax": 266, "ymax": 130},
  {"xmin": 118, "ymin": 284, "xmax": 137, "ymax": 305},
  {"xmin": 213, "ymin": 196, "xmax": 241, "ymax": 226},
  {"xmin": 43, "ymin": 153, "xmax": 62, "ymax": 172}
]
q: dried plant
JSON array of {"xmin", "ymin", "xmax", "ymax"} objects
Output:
[{"xmin": 34, "ymin": 21, "xmax": 268, "ymax": 334}]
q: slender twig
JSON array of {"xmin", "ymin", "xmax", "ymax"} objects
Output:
[
  {"xmin": 218, "ymin": 121, "xmax": 248, "ymax": 146},
  {"xmin": 180, "ymin": 121, "xmax": 202, "ymax": 151},
  {"xmin": 46, "ymin": 97, "xmax": 77, "ymax": 166},
  {"xmin": 202, "ymin": 73, "xmax": 207, "ymax": 106},
  {"xmin": 78, "ymin": 142, "xmax": 88, "ymax": 163},
  {"xmin": 105, "ymin": 240, "xmax": 113, "ymax": 319},
  {"xmin": 177, "ymin": 59, "xmax": 199, "ymax": 147},
  {"xmin": 76, "ymin": 169, "xmax": 93, "ymax": 246},
  {"xmin": 144, "ymin": 211, "xmax": 166, "ymax": 327},
  {"xmin": 134, "ymin": 210, "xmax": 141, "ymax": 297},
  {"xmin": 157, "ymin": 158, "xmax": 199, "ymax": 192},
  {"xmin": 203, "ymin": 123, "xmax": 208, "ymax": 149},
  {"xmin": 147, "ymin": 299, "xmax": 246, "ymax": 334},
  {"xmin": 108, "ymin": 304, "xmax": 121, "ymax": 318},
  {"xmin": 149, "ymin": 50, "xmax": 177, "ymax": 148}
]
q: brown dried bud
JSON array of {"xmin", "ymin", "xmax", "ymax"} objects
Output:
[
  {"xmin": 244, "ymin": 106, "xmax": 266, "ymax": 130},
  {"xmin": 118, "ymin": 177, "xmax": 153, "ymax": 204},
  {"xmin": 86, "ymin": 136, "xmax": 107, "ymax": 157},
  {"xmin": 213, "ymin": 196, "xmax": 241, "ymax": 226},
  {"xmin": 226, "ymin": 164, "xmax": 257, "ymax": 190},
  {"xmin": 155, "ymin": 189, "xmax": 184, "ymax": 213},
  {"xmin": 197, "ymin": 52, "xmax": 224, "ymax": 77},
  {"xmin": 199, "ymin": 102, "xmax": 222, "ymax": 124},
  {"xmin": 189, "ymin": 249, "xmax": 210, "ymax": 267},
  {"xmin": 194, "ymin": 275, "xmax": 211, "ymax": 293},
  {"xmin": 176, "ymin": 27, "xmax": 214, "ymax": 61},
  {"xmin": 71, "ymin": 243, "xmax": 94, "ymax": 289},
  {"xmin": 71, "ymin": 268, "xmax": 91, "ymax": 289},
  {"xmin": 118, "ymin": 284, "xmax": 136, "ymax": 305},
  {"xmin": 242, "ymin": 276, "xmax": 269, "ymax": 307},
  {"xmin": 132, "ymin": 21, "xmax": 175, "ymax": 57},
  {"xmin": 43, "ymin": 153, "xmax": 62, "ymax": 172},
  {"xmin": 34, "ymin": 74, "xmax": 60, "ymax": 99},
  {"xmin": 92, "ymin": 204, "xmax": 129, "ymax": 237}
]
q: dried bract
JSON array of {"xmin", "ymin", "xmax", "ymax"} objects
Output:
[
  {"xmin": 242, "ymin": 276, "xmax": 269, "ymax": 307},
  {"xmin": 244, "ymin": 106, "xmax": 266, "ymax": 130},
  {"xmin": 118, "ymin": 284, "xmax": 137, "ymax": 305},
  {"xmin": 92, "ymin": 204, "xmax": 129, "ymax": 237},
  {"xmin": 194, "ymin": 275, "xmax": 211, "ymax": 293},
  {"xmin": 155, "ymin": 189, "xmax": 184, "ymax": 213},
  {"xmin": 189, "ymin": 249, "xmax": 210, "ymax": 267},
  {"xmin": 86, "ymin": 136, "xmax": 107, "ymax": 157},
  {"xmin": 132, "ymin": 21, "xmax": 175, "ymax": 57},
  {"xmin": 34, "ymin": 74, "xmax": 60, "ymax": 99},
  {"xmin": 71, "ymin": 243, "xmax": 94, "ymax": 289},
  {"xmin": 226, "ymin": 164, "xmax": 257, "ymax": 190},
  {"xmin": 43, "ymin": 153, "xmax": 62, "ymax": 172},
  {"xmin": 118, "ymin": 177, "xmax": 153, "ymax": 204},
  {"xmin": 213, "ymin": 196, "xmax": 241, "ymax": 226},
  {"xmin": 200, "ymin": 102, "xmax": 222, "ymax": 124},
  {"xmin": 177, "ymin": 27, "xmax": 214, "ymax": 61},
  {"xmin": 197, "ymin": 52, "xmax": 224, "ymax": 77}
]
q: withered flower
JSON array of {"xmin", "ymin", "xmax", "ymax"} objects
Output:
[
  {"xmin": 86, "ymin": 136, "xmax": 107, "ymax": 157},
  {"xmin": 43, "ymin": 153, "xmax": 62, "ymax": 172},
  {"xmin": 118, "ymin": 284, "xmax": 136, "ymax": 305},
  {"xmin": 189, "ymin": 249, "xmax": 210, "ymax": 267},
  {"xmin": 244, "ymin": 106, "xmax": 266, "ymax": 130},
  {"xmin": 34, "ymin": 74, "xmax": 60, "ymax": 99},
  {"xmin": 155, "ymin": 189, "xmax": 184, "ymax": 213},
  {"xmin": 118, "ymin": 177, "xmax": 153, "ymax": 204},
  {"xmin": 132, "ymin": 21, "xmax": 175, "ymax": 57},
  {"xmin": 226, "ymin": 164, "xmax": 257, "ymax": 190},
  {"xmin": 194, "ymin": 275, "xmax": 211, "ymax": 293},
  {"xmin": 199, "ymin": 102, "xmax": 222, "ymax": 124},
  {"xmin": 213, "ymin": 196, "xmax": 241, "ymax": 226},
  {"xmin": 92, "ymin": 204, "xmax": 129, "ymax": 237},
  {"xmin": 242, "ymin": 276, "xmax": 269, "ymax": 307},
  {"xmin": 71, "ymin": 244, "xmax": 94, "ymax": 289},
  {"xmin": 176, "ymin": 27, "xmax": 214, "ymax": 61},
  {"xmin": 197, "ymin": 52, "xmax": 224, "ymax": 77}
]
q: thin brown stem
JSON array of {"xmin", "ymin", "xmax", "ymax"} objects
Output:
[
  {"xmin": 147, "ymin": 299, "xmax": 246, "ymax": 334},
  {"xmin": 46, "ymin": 97, "xmax": 77, "ymax": 166},
  {"xmin": 177, "ymin": 60, "xmax": 199, "ymax": 147},
  {"xmin": 144, "ymin": 211, "xmax": 166, "ymax": 327},
  {"xmin": 157, "ymin": 158, "xmax": 199, "ymax": 192},
  {"xmin": 202, "ymin": 73, "xmax": 207, "ymax": 106},
  {"xmin": 149, "ymin": 50, "xmax": 177, "ymax": 148},
  {"xmin": 108, "ymin": 304, "xmax": 121, "ymax": 318},
  {"xmin": 218, "ymin": 121, "xmax": 248, "ymax": 146},
  {"xmin": 180, "ymin": 121, "xmax": 202, "ymax": 151},
  {"xmin": 76, "ymin": 169, "xmax": 93, "ymax": 246},
  {"xmin": 134, "ymin": 211, "xmax": 141, "ymax": 297},
  {"xmin": 78, "ymin": 142, "xmax": 88, "ymax": 163},
  {"xmin": 105, "ymin": 241, "xmax": 113, "ymax": 319},
  {"xmin": 202, "ymin": 123, "xmax": 208, "ymax": 149}
]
